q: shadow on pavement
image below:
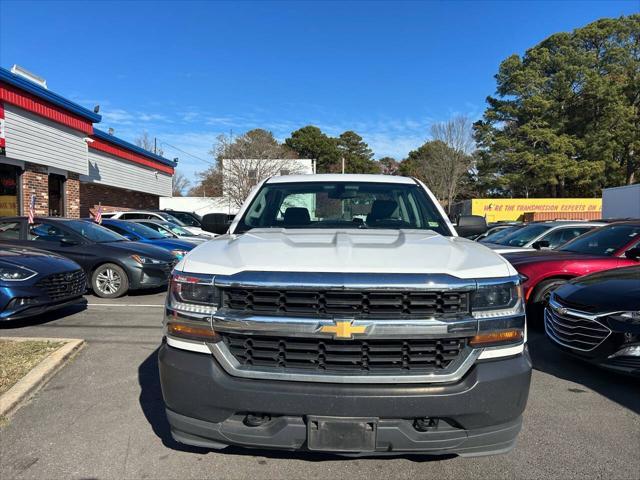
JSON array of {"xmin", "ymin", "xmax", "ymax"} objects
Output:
[
  {"xmin": 527, "ymin": 329, "xmax": 640, "ymax": 415},
  {"xmin": 138, "ymin": 347, "xmax": 209, "ymax": 454},
  {"xmin": 127, "ymin": 286, "xmax": 167, "ymax": 297},
  {"xmin": 137, "ymin": 347, "xmax": 455, "ymax": 462},
  {"xmin": 0, "ymin": 300, "xmax": 87, "ymax": 329}
]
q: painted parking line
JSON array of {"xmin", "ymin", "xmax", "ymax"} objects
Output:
[{"xmin": 87, "ymin": 304, "xmax": 164, "ymax": 307}]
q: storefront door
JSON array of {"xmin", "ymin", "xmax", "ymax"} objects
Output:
[{"xmin": 48, "ymin": 173, "xmax": 65, "ymax": 216}]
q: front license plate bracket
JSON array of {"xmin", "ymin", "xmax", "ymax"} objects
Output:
[{"xmin": 307, "ymin": 416, "xmax": 378, "ymax": 452}]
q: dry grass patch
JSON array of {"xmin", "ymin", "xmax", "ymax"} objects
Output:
[{"xmin": 0, "ymin": 340, "xmax": 64, "ymax": 396}]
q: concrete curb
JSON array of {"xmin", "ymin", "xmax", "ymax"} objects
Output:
[{"xmin": 0, "ymin": 337, "xmax": 85, "ymax": 419}]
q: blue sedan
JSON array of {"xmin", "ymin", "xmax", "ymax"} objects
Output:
[
  {"xmin": 99, "ymin": 219, "xmax": 196, "ymax": 260},
  {"xmin": 0, "ymin": 246, "xmax": 86, "ymax": 321}
]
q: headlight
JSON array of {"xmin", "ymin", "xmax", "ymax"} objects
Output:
[
  {"xmin": 171, "ymin": 250, "xmax": 188, "ymax": 260},
  {"xmin": 130, "ymin": 254, "xmax": 164, "ymax": 265},
  {"xmin": 472, "ymin": 279, "xmax": 523, "ymax": 318},
  {"xmin": 609, "ymin": 311, "xmax": 640, "ymax": 325},
  {"xmin": 0, "ymin": 266, "xmax": 37, "ymax": 282},
  {"xmin": 168, "ymin": 273, "xmax": 219, "ymax": 315}
]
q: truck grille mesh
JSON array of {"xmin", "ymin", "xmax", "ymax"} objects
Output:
[
  {"xmin": 221, "ymin": 333, "xmax": 465, "ymax": 373},
  {"xmin": 222, "ymin": 288, "xmax": 469, "ymax": 318},
  {"xmin": 36, "ymin": 270, "xmax": 86, "ymax": 300}
]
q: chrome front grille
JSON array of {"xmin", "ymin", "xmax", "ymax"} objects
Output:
[
  {"xmin": 544, "ymin": 300, "xmax": 611, "ymax": 351},
  {"xmin": 221, "ymin": 333, "xmax": 465, "ymax": 374},
  {"xmin": 222, "ymin": 288, "xmax": 469, "ymax": 318}
]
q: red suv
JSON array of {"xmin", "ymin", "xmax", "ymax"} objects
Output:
[{"xmin": 503, "ymin": 222, "xmax": 640, "ymax": 321}]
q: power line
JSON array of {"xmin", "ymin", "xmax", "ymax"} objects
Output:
[{"xmin": 159, "ymin": 141, "xmax": 215, "ymax": 166}]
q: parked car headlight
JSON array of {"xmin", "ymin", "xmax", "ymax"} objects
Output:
[
  {"xmin": 0, "ymin": 266, "xmax": 37, "ymax": 282},
  {"xmin": 130, "ymin": 254, "xmax": 164, "ymax": 265},
  {"xmin": 610, "ymin": 311, "xmax": 640, "ymax": 325},
  {"xmin": 472, "ymin": 279, "xmax": 523, "ymax": 318}
]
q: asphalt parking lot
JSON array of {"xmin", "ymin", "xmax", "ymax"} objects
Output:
[{"xmin": 0, "ymin": 292, "xmax": 638, "ymax": 480}]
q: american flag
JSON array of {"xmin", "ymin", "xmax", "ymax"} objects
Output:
[
  {"xmin": 27, "ymin": 194, "xmax": 36, "ymax": 224},
  {"xmin": 94, "ymin": 204, "xmax": 103, "ymax": 224}
]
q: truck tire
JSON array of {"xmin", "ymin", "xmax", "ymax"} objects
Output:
[{"xmin": 91, "ymin": 263, "xmax": 129, "ymax": 298}]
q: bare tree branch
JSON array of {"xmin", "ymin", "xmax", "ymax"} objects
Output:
[{"xmin": 221, "ymin": 158, "xmax": 305, "ymax": 207}]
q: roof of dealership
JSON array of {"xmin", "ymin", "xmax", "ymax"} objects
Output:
[{"xmin": 0, "ymin": 66, "xmax": 176, "ymax": 172}]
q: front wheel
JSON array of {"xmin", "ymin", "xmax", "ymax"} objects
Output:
[
  {"xmin": 528, "ymin": 278, "xmax": 568, "ymax": 325},
  {"xmin": 91, "ymin": 263, "xmax": 129, "ymax": 298}
]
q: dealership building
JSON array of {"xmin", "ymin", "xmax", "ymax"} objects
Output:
[{"xmin": 0, "ymin": 65, "xmax": 175, "ymax": 218}]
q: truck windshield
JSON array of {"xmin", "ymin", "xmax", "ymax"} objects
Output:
[{"xmin": 235, "ymin": 181, "xmax": 451, "ymax": 235}]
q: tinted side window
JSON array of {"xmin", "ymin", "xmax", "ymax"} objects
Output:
[
  {"xmin": 0, "ymin": 221, "xmax": 22, "ymax": 240},
  {"xmin": 542, "ymin": 227, "xmax": 592, "ymax": 248},
  {"xmin": 140, "ymin": 223, "xmax": 171, "ymax": 236},
  {"xmin": 104, "ymin": 224, "xmax": 135, "ymax": 238},
  {"xmin": 28, "ymin": 222, "xmax": 73, "ymax": 242}
]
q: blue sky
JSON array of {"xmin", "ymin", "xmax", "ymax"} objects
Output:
[{"xmin": 1, "ymin": 0, "xmax": 637, "ymax": 183}]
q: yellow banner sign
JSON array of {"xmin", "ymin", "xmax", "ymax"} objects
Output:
[{"xmin": 471, "ymin": 198, "xmax": 602, "ymax": 222}]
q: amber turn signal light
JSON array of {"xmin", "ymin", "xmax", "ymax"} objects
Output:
[
  {"xmin": 469, "ymin": 329, "xmax": 523, "ymax": 347},
  {"xmin": 167, "ymin": 322, "xmax": 219, "ymax": 342}
]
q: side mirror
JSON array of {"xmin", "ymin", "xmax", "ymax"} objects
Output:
[
  {"xmin": 456, "ymin": 215, "xmax": 488, "ymax": 238},
  {"xmin": 625, "ymin": 247, "xmax": 640, "ymax": 260},
  {"xmin": 202, "ymin": 213, "xmax": 231, "ymax": 235},
  {"xmin": 60, "ymin": 237, "xmax": 79, "ymax": 246},
  {"xmin": 532, "ymin": 240, "xmax": 550, "ymax": 250}
]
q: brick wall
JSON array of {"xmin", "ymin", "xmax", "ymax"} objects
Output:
[
  {"xmin": 21, "ymin": 162, "xmax": 49, "ymax": 216},
  {"xmin": 79, "ymin": 182, "xmax": 159, "ymax": 217},
  {"xmin": 66, "ymin": 173, "xmax": 80, "ymax": 218},
  {"xmin": 20, "ymin": 163, "xmax": 82, "ymax": 218}
]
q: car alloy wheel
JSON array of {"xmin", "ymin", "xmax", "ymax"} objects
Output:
[
  {"xmin": 92, "ymin": 263, "xmax": 129, "ymax": 298},
  {"xmin": 96, "ymin": 268, "xmax": 121, "ymax": 295}
]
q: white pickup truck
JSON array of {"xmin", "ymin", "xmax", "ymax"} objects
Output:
[{"xmin": 159, "ymin": 174, "xmax": 531, "ymax": 456}]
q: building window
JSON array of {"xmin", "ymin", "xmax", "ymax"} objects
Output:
[
  {"xmin": 48, "ymin": 173, "xmax": 65, "ymax": 216},
  {"xmin": 0, "ymin": 163, "xmax": 20, "ymax": 216},
  {"xmin": 280, "ymin": 169, "xmax": 290, "ymax": 176}
]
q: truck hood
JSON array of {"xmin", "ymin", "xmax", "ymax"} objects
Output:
[{"xmin": 179, "ymin": 228, "xmax": 516, "ymax": 278}]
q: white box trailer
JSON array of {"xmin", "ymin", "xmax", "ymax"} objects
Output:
[{"xmin": 602, "ymin": 184, "xmax": 640, "ymax": 219}]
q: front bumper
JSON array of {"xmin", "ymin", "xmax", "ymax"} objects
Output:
[
  {"xmin": 159, "ymin": 343, "xmax": 532, "ymax": 456},
  {"xmin": 0, "ymin": 284, "xmax": 85, "ymax": 321},
  {"xmin": 544, "ymin": 304, "xmax": 640, "ymax": 377},
  {"xmin": 127, "ymin": 262, "xmax": 174, "ymax": 290}
]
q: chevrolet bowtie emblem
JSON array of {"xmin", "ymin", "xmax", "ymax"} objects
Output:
[{"xmin": 319, "ymin": 320, "xmax": 366, "ymax": 339}]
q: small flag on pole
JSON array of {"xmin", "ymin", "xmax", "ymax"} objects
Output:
[
  {"xmin": 94, "ymin": 203, "xmax": 103, "ymax": 224},
  {"xmin": 28, "ymin": 194, "xmax": 36, "ymax": 224}
]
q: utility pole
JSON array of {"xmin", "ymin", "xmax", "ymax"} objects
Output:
[
  {"xmin": 341, "ymin": 157, "xmax": 345, "ymax": 174},
  {"xmin": 154, "ymin": 137, "xmax": 157, "ymax": 155}
]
